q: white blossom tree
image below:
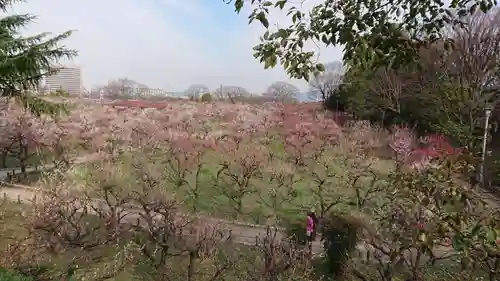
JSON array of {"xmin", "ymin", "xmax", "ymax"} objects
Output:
[
  {"xmin": 214, "ymin": 85, "xmax": 249, "ymax": 103},
  {"xmin": 185, "ymin": 84, "xmax": 210, "ymax": 99},
  {"xmin": 308, "ymin": 61, "xmax": 344, "ymax": 102},
  {"xmin": 100, "ymin": 78, "xmax": 148, "ymax": 100},
  {"xmin": 264, "ymin": 81, "xmax": 299, "ymax": 101}
]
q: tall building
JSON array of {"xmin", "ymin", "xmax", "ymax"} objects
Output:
[{"xmin": 44, "ymin": 65, "xmax": 82, "ymax": 95}]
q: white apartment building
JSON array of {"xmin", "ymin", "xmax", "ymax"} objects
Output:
[{"xmin": 43, "ymin": 65, "xmax": 82, "ymax": 95}]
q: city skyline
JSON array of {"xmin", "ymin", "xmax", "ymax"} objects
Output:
[{"xmin": 41, "ymin": 63, "xmax": 315, "ymax": 102}]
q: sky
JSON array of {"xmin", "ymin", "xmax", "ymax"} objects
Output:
[{"xmin": 9, "ymin": 0, "xmax": 343, "ymax": 94}]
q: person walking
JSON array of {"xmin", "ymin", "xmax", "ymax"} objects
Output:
[
  {"xmin": 306, "ymin": 209, "xmax": 317, "ymax": 251},
  {"xmin": 310, "ymin": 208, "xmax": 318, "ymax": 240}
]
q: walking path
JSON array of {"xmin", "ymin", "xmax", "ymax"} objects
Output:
[
  {"xmin": 0, "ymin": 166, "xmax": 38, "ymax": 180},
  {"xmin": 0, "ymin": 154, "xmax": 100, "ymax": 181},
  {"xmin": 4, "ymin": 154, "xmax": 497, "ymax": 261},
  {"xmin": 0, "ymin": 183, "xmax": 458, "ymax": 260},
  {"xmin": 0, "ymin": 183, "xmax": 325, "ymax": 252}
]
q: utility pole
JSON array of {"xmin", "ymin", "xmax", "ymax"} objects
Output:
[{"xmin": 479, "ymin": 104, "xmax": 493, "ymax": 189}]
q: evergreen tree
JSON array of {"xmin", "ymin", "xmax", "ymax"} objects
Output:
[{"xmin": 0, "ymin": 0, "xmax": 77, "ymax": 116}]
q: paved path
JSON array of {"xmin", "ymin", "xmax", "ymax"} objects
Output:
[
  {"xmin": 0, "ymin": 184, "xmax": 325, "ymax": 252},
  {"xmin": 0, "ymin": 183, "xmax": 461, "ymax": 262},
  {"xmin": 0, "ymin": 166, "xmax": 39, "ymax": 180}
]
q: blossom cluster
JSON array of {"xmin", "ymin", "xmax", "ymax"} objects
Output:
[{"xmin": 1, "ymin": 99, "xmax": 459, "ymax": 170}]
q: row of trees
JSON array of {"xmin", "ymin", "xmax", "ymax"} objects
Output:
[
  {"xmin": 265, "ymin": 9, "xmax": 500, "ymax": 165},
  {"xmin": 90, "ymin": 78, "xmax": 150, "ymax": 100},
  {"xmin": 2, "ymin": 97, "xmax": 500, "ymax": 281},
  {"xmin": 86, "ymin": 80, "xmax": 302, "ymax": 103},
  {"xmin": 302, "ymin": 11, "xmax": 500, "ymax": 186},
  {"xmin": 2, "ymin": 88, "xmax": 499, "ymax": 281},
  {"xmin": 328, "ymin": 9, "xmax": 500, "ymax": 145},
  {"xmin": 184, "ymin": 82, "xmax": 301, "ymax": 102}
]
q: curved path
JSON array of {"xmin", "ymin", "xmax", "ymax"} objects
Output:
[
  {"xmin": 0, "ymin": 182, "xmax": 460, "ymax": 263},
  {"xmin": 4, "ymin": 154, "xmax": 496, "ymax": 261},
  {"xmin": 0, "ymin": 183, "xmax": 325, "ymax": 252}
]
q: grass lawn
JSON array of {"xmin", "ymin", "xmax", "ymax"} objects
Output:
[
  {"xmin": 62, "ymin": 138, "xmax": 397, "ymax": 226},
  {"xmin": 1, "ymin": 154, "xmax": 44, "ymax": 170}
]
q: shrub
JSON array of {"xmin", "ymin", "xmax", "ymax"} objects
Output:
[
  {"xmin": 11, "ymin": 264, "xmax": 50, "ymax": 281},
  {"xmin": 320, "ymin": 213, "xmax": 364, "ymax": 277},
  {"xmin": 200, "ymin": 93, "xmax": 213, "ymax": 102},
  {"xmin": 0, "ymin": 268, "xmax": 32, "ymax": 281},
  {"xmin": 284, "ymin": 219, "xmax": 307, "ymax": 245},
  {"xmin": 49, "ymin": 88, "xmax": 69, "ymax": 97}
]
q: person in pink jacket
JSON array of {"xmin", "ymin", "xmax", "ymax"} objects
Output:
[{"xmin": 306, "ymin": 209, "xmax": 318, "ymax": 249}]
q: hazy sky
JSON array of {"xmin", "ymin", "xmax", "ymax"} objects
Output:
[{"xmin": 10, "ymin": 0, "xmax": 343, "ymax": 93}]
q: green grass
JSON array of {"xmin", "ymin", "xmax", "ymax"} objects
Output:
[
  {"xmin": 63, "ymin": 140, "xmax": 395, "ymax": 226},
  {"xmin": 1, "ymin": 154, "xmax": 43, "ymax": 170}
]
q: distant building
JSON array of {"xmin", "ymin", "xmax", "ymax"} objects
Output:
[{"xmin": 44, "ymin": 65, "xmax": 82, "ymax": 95}]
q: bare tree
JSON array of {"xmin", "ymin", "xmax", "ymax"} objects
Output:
[
  {"xmin": 185, "ymin": 84, "xmax": 210, "ymax": 100},
  {"xmin": 264, "ymin": 81, "xmax": 299, "ymax": 101},
  {"xmin": 445, "ymin": 8, "xmax": 500, "ymax": 91},
  {"xmin": 308, "ymin": 61, "xmax": 345, "ymax": 103},
  {"xmin": 443, "ymin": 8, "xmax": 500, "ymax": 184}
]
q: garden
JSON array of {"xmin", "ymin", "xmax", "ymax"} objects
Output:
[
  {"xmin": 0, "ymin": 98, "xmax": 499, "ymax": 281},
  {"xmin": 1, "ymin": 0, "xmax": 500, "ymax": 278}
]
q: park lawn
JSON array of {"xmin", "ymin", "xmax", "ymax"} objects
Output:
[
  {"xmin": 187, "ymin": 143, "xmax": 395, "ymax": 225},
  {"xmin": 64, "ymin": 140, "xmax": 396, "ymax": 226},
  {"xmin": 2, "ymin": 154, "xmax": 43, "ymax": 169}
]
